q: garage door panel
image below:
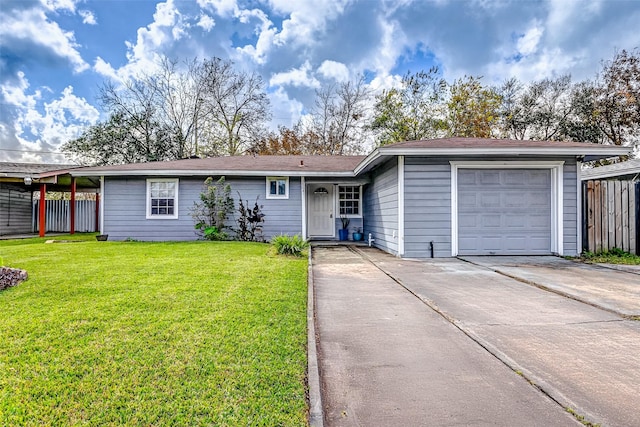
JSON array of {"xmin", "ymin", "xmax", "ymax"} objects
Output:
[
  {"xmin": 479, "ymin": 171, "xmax": 501, "ymax": 185},
  {"xmin": 481, "ymin": 215, "xmax": 501, "ymax": 227},
  {"xmin": 458, "ymin": 169, "xmax": 552, "ymax": 256},
  {"xmin": 503, "ymin": 171, "xmax": 526, "ymax": 185},
  {"xmin": 527, "ymin": 170, "xmax": 551, "ymax": 185},
  {"xmin": 458, "ymin": 214, "xmax": 478, "ymax": 227}
]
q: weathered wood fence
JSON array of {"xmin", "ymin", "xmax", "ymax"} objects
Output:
[{"xmin": 582, "ymin": 180, "xmax": 639, "ymax": 254}]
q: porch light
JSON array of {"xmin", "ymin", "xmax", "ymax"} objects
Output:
[
  {"xmin": 314, "ymin": 187, "xmax": 329, "ymax": 194},
  {"xmin": 24, "ymin": 176, "xmax": 32, "ymax": 186}
]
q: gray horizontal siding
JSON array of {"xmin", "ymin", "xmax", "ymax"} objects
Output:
[
  {"xmin": 404, "ymin": 158, "xmax": 451, "ymax": 258},
  {"xmin": 563, "ymin": 160, "xmax": 579, "ymax": 256},
  {"xmin": 402, "ymin": 157, "xmax": 581, "ymax": 257},
  {"xmin": 364, "ymin": 159, "xmax": 398, "ymax": 254},
  {"xmin": 103, "ymin": 176, "xmax": 302, "ymax": 241},
  {"xmin": 0, "ymin": 184, "xmax": 33, "ymax": 235}
]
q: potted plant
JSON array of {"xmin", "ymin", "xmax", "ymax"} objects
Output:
[
  {"xmin": 352, "ymin": 227, "xmax": 363, "ymax": 242},
  {"xmin": 339, "ymin": 215, "xmax": 350, "ymax": 241}
]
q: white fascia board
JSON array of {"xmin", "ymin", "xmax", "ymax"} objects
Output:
[
  {"xmin": 353, "ymin": 149, "xmax": 382, "ymax": 175},
  {"xmin": 379, "ymin": 147, "xmax": 631, "ymax": 157},
  {"xmin": 71, "ymin": 169, "xmax": 357, "ymax": 178}
]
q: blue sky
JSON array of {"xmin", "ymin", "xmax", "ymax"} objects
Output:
[{"xmin": 1, "ymin": 0, "xmax": 640, "ymax": 163}]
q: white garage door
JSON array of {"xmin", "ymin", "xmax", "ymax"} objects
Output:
[{"xmin": 458, "ymin": 169, "xmax": 552, "ymax": 255}]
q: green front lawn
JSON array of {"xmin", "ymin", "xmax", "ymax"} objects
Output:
[{"xmin": 0, "ymin": 236, "xmax": 308, "ymax": 426}]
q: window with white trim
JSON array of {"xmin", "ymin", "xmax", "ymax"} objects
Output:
[
  {"xmin": 146, "ymin": 178, "xmax": 179, "ymax": 219},
  {"xmin": 266, "ymin": 177, "xmax": 289, "ymax": 199},
  {"xmin": 338, "ymin": 185, "xmax": 361, "ymax": 216}
]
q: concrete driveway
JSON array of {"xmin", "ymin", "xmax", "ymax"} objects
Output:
[{"xmin": 311, "ymin": 246, "xmax": 640, "ymax": 427}]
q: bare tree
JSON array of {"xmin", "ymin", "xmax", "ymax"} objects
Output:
[
  {"xmin": 309, "ymin": 75, "xmax": 370, "ymax": 154},
  {"xmin": 197, "ymin": 57, "xmax": 271, "ymax": 156},
  {"xmin": 63, "ymin": 56, "xmax": 272, "ymax": 163},
  {"xmin": 153, "ymin": 57, "xmax": 208, "ymax": 158}
]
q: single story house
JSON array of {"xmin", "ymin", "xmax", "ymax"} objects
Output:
[{"xmin": 68, "ymin": 138, "xmax": 630, "ymax": 258}]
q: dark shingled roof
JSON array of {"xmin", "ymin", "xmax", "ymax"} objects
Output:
[{"xmin": 70, "ymin": 155, "xmax": 366, "ymax": 174}]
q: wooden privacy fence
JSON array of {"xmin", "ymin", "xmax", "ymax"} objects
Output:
[
  {"xmin": 583, "ymin": 180, "xmax": 639, "ymax": 254},
  {"xmin": 33, "ymin": 200, "xmax": 98, "ymax": 233}
]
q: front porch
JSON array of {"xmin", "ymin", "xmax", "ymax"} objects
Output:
[
  {"xmin": 309, "ymin": 240, "xmax": 370, "ymax": 247},
  {"xmin": 304, "ymin": 180, "xmax": 366, "ymax": 241}
]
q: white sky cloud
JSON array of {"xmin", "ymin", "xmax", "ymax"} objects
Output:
[
  {"xmin": 517, "ymin": 21, "xmax": 544, "ymax": 57},
  {"xmin": 197, "ymin": 13, "xmax": 215, "ymax": 31},
  {"xmin": 1, "ymin": 72, "xmax": 99, "ymax": 162},
  {"xmin": 0, "ymin": 7, "xmax": 89, "ymax": 73},
  {"xmin": 197, "ymin": 0, "xmax": 238, "ymax": 17},
  {"xmin": 317, "ymin": 60, "xmax": 350, "ymax": 82},
  {"xmin": 270, "ymin": 61, "xmax": 320, "ymax": 89},
  {"xmin": 41, "ymin": 0, "xmax": 77, "ymax": 13},
  {"xmin": 79, "ymin": 9, "xmax": 97, "ymax": 25}
]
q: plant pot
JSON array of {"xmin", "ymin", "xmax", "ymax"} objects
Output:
[
  {"xmin": 338, "ymin": 229, "xmax": 349, "ymax": 241},
  {"xmin": 352, "ymin": 232, "xmax": 363, "ymax": 242},
  {"xmin": 96, "ymin": 234, "xmax": 109, "ymax": 241}
]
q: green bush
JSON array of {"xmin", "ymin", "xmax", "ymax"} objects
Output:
[{"xmin": 272, "ymin": 234, "xmax": 309, "ymax": 257}]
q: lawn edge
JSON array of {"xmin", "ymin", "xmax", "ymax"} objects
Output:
[{"xmin": 307, "ymin": 247, "xmax": 324, "ymax": 427}]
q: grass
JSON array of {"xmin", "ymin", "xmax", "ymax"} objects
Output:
[
  {"xmin": 580, "ymin": 248, "xmax": 640, "ymax": 265},
  {"xmin": 0, "ymin": 235, "xmax": 308, "ymax": 426}
]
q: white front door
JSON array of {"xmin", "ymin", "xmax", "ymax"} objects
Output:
[{"xmin": 307, "ymin": 184, "xmax": 335, "ymax": 237}]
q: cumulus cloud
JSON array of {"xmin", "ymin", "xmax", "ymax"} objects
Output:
[
  {"xmin": 268, "ymin": 86, "xmax": 305, "ymax": 128},
  {"xmin": 197, "ymin": 0, "xmax": 238, "ymax": 17},
  {"xmin": 0, "ymin": 73, "xmax": 99, "ymax": 162},
  {"xmin": 235, "ymin": 8, "xmax": 277, "ymax": 64},
  {"xmin": 269, "ymin": 0, "xmax": 350, "ymax": 48},
  {"xmin": 79, "ymin": 9, "xmax": 97, "ymax": 25},
  {"xmin": 197, "ymin": 13, "xmax": 215, "ymax": 31},
  {"xmin": 41, "ymin": 0, "xmax": 77, "ymax": 13},
  {"xmin": 317, "ymin": 60, "xmax": 350, "ymax": 82},
  {"xmin": 270, "ymin": 61, "xmax": 320, "ymax": 89},
  {"xmin": 516, "ymin": 21, "xmax": 544, "ymax": 57},
  {"xmin": 0, "ymin": 7, "xmax": 89, "ymax": 73}
]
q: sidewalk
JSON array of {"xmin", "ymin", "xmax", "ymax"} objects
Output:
[{"xmin": 312, "ymin": 246, "xmax": 579, "ymax": 426}]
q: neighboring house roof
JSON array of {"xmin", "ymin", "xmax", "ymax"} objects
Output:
[
  {"xmin": 581, "ymin": 158, "xmax": 640, "ymax": 181},
  {"xmin": 0, "ymin": 162, "xmax": 78, "ymax": 179},
  {"xmin": 64, "ymin": 138, "xmax": 631, "ymax": 178},
  {"xmin": 68, "ymin": 155, "xmax": 367, "ymax": 177}
]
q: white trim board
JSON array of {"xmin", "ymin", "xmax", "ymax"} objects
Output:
[
  {"xmin": 450, "ymin": 161, "xmax": 565, "ymax": 256},
  {"xmin": 397, "ymin": 156, "xmax": 405, "ymax": 256}
]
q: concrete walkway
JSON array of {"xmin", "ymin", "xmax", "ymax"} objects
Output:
[{"xmin": 312, "ymin": 247, "xmax": 580, "ymax": 426}]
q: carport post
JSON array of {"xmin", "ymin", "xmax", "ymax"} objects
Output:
[
  {"xmin": 70, "ymin": 177, "xmax": 76, "ymax": 235},
  {"xmin": 95, "ymin": 193, "xmax": 100, "ymax": 232},
  {"xmin": 38, "ymin": 183, "xmax": 46, "ymax": 237}
]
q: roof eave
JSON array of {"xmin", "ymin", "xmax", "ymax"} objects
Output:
[
  {"xmin": 377, "ymin": 147, "xmax": 631, "ymax": 157},
  {"xmin": 70, "ymin": 169, "xmax": 357, "ymax": 178}
]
